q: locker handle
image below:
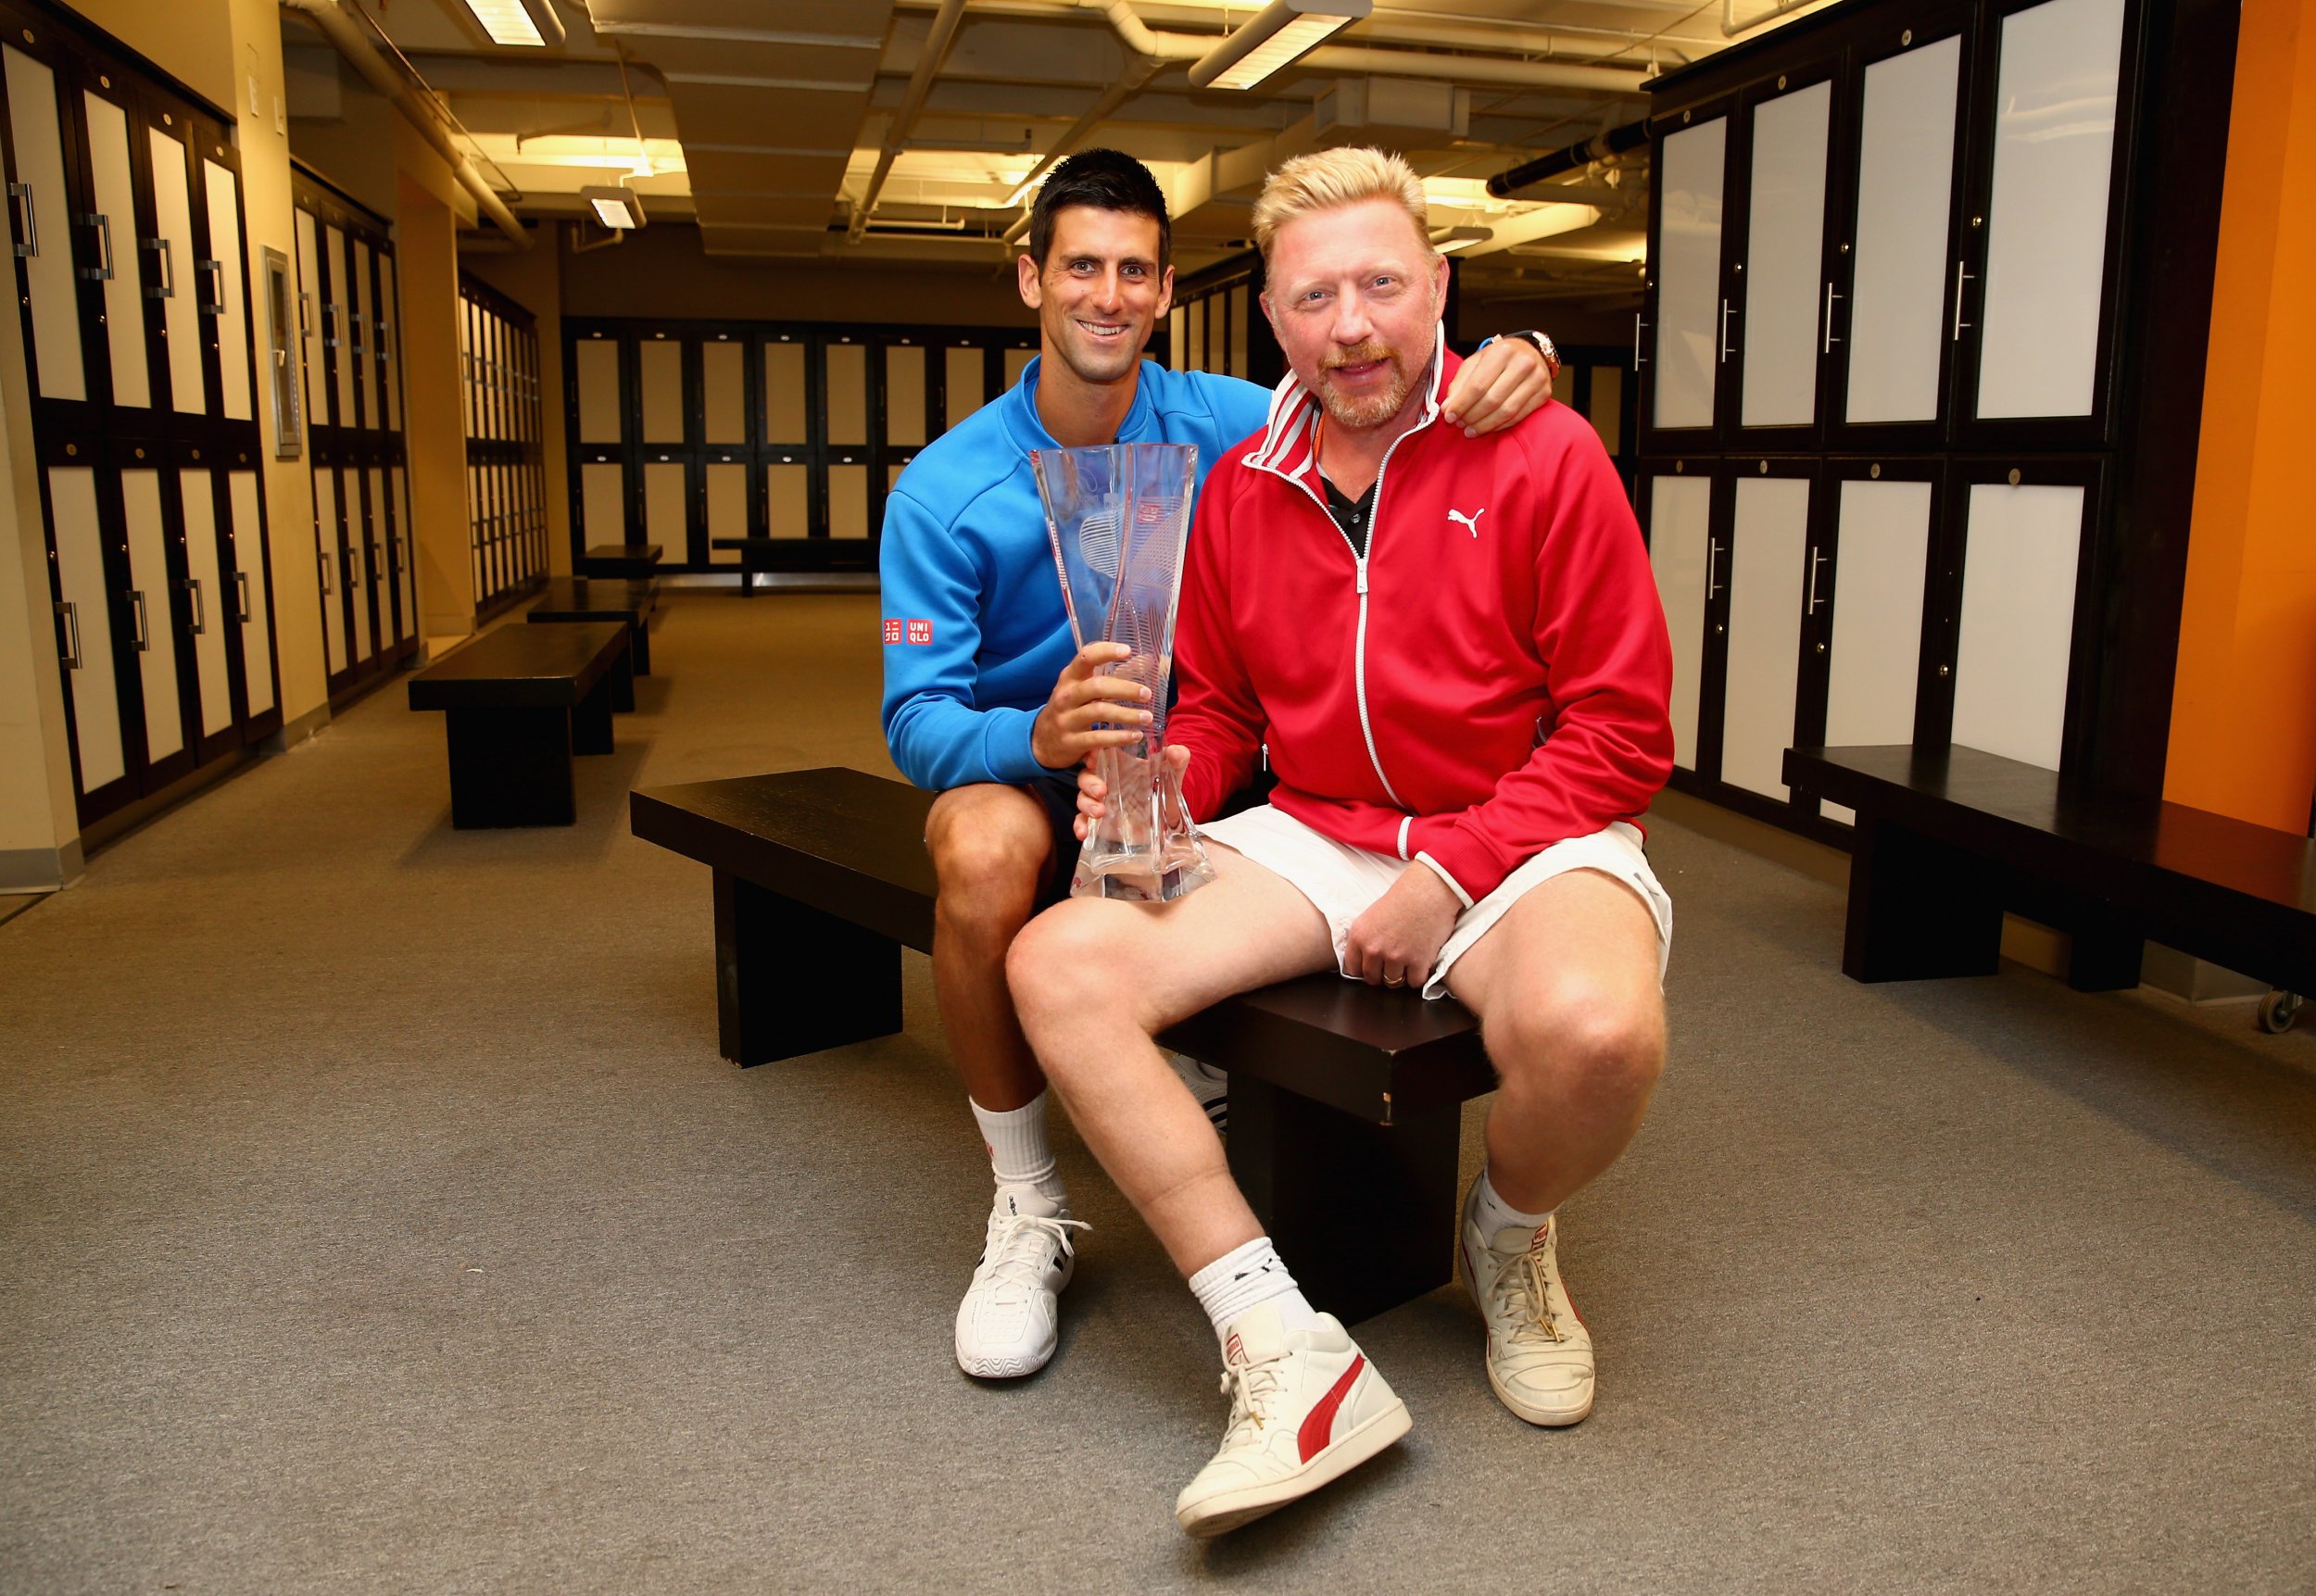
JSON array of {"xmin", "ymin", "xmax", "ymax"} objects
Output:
[
  {"xmin": 55, "ymin": 598, "xmax": 80, "ymax": 669},
  {"xmin": 297, "ymin": 287, "xmax": 312, "ymax": 337},
  {"xmin": 187, "ymin": 576, "xmax": 206, "ymax": 635},
  {"xmin": 1706, "ymin": 538, "xmax": 1724, "ymax": 599},
  {"xmin": 144, "ymin": 235, "xmax": 173, "ymax": 298},
  {"xmin": 1719, "ymin": 300, "xmax": 1734, "ymax": 364},
  {"xmin": 8, "ymin": 181, "xmax": 35, "ymax": 258},
  {"xmin": 1806, "ymin": 547, "xmax": 1828, "ymax": 614},
  {"xmin": 1953, "ymin": 261, "xmax": 1974, "ymax": 341},
  {"xmin": 320, "ymin": 549, "xmax": 334, "ymax": 596},
  {"xmin": 199, "ymin": 258, "xmax": 223, "ymax": 315},
  {"xmin": 76, "ymin": 211, "xmax": 113, "ymax": 281},
  {"xmin": 130, "ymin": 587, "xmax": 148, "ymax": 651},
  {"xmin": 1633, "ymin": 313, "xmax": 1647, "ymax": 368},
  {"xmin": 235, "ymin": 569, "xmax": 251, "ymax": 622},
  {"xmin": 321, "ymin": 301, "xmax": 338, "ymax": 349},
  {"xmin": 1822, "ymin": 283, "xmax": 1842, "ymax": 354}
]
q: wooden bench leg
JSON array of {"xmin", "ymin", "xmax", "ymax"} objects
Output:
[
  {"xmin": 1843, "ymin": 816, "xmax": 2004, "ymax": 982},
  {"xmin": 713, "ymin": 872, "xmax": 905, "ymax": 1065},
  {"xmin": 573, "ymin": 659, "xmax": 624, "ymax": 753},
  {"xmin": 444, "ymin": 706, "xmax": 572, "ymax": 827},
  {"xmin": 629, "ymin": 620, "xmax": 651, "ymax": 677},
  {"xmin": 1227, "ymin": 1076, "xmax": 1461, "ymax": 1326}
]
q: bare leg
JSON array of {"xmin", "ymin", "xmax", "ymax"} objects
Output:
[
  {"xmin": 1445, "ymin": 868, "xmax": 1667, "ymax": 1214},
  {"xmin": 926, "ymin": 784, "xmax": 1062, "ymax": 1112},
  {"xmin": 1006, "ymin": 848, "xmax": 1335, "ymax": 1274}
]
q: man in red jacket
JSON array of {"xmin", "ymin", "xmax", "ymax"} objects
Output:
[{"xmin": 1006, "ymin": 147, "xmax": 1675, "ymax": 1537}]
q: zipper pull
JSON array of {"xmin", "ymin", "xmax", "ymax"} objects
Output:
[{"xmin": 1356, "ymin": 559, "xmax": 1369, "ymax": 597}]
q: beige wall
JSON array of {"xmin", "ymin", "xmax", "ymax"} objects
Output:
[
  {"xmin": 400, "ymin": 175, "xmax": 474, "ymax": 635},
  {"xmin": 58, "ymin": 0, "xmax": 236, "ymax": 114},
  {"xmin": 460, "ymin": 235, "xmax": 571, "ymax": 577}
]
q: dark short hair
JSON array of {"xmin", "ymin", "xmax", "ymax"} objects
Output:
[{"xmin": 1026, "ymin": 148, "xmax": 1171, "ymax": 270}]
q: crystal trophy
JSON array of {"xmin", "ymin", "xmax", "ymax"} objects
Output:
[{"xmin": 1032, "ymin": 441, "xmax": 1215, "ymax": 903}]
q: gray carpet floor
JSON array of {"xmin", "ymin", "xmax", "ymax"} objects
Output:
[{"xmin": 5, "ymin": 594, "xmax": 2315, "ymax": 1594}]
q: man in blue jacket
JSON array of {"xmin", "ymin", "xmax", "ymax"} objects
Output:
[{"xmin": 879, "ymin": 149, "xmax": 1557, "ymax": 1381}]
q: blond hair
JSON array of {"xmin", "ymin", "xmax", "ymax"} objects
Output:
[{"xmin": 1251, "ymin": 147, "xmax": 1432, "ymax": 266}]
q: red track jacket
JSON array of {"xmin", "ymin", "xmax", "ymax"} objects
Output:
[{"xmin": 1172, "ymin": 342, "xmax": 1675, "ymax": 906}]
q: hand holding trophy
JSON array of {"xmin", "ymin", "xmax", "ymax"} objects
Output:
[{"xmin": 1031, "ymin": 442, "xmax": 1215, "ymax": 903}]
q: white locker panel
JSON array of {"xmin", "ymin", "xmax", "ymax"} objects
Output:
[
  {"xmin": 764, "ymin": 341, "xmax": 806, "ymax": 439},
  {"xmin": 295, "ymin": 209, "xmax": 325, "ymax": 425},
  {"xmin": 1654, "ymin": 119, "xmax": 1726, "ymax": 431},
  {"xmin": 353, "ymin": 239, "xmax": 374, "ymax": 426},
  {"xmin": 643, "ymin": 459, "xmax": 686, "ymax": 549},
  {"xmin": 1720, "ymin": 477, "xmax": 1809, "ymax": 800},
  {"xmin": 314, "ymin": 467, "xmax": 345, "ymax": 672},
  {"xmin": 829, "ymin": 463, "xmax": 868, "ymax": 538},
  {"xmin": 824, "ymin": 342, "xmax": 867, "ymax": 446},
  {"xmin": 1975, "ymin": 0, "xmax": 2126, "ymax": 420},
  {"xmin": 327, "ymin": 226, "xmax": 354, "ymax": 426},
  {"xmin": 1846, "ymin": 38, "xmax": 1961, "ymax": 424},
  {"xmin": 581, "ymin": 460, "xmax": 623, "ymax": 544},
  {"xmin": 227, "ymin": 470, "xmax": 272, "ymax": 716},
  {"xmin": 47, "ymin": 466, "xmax": 121, "ymax": 787},
  {"xmin": 702, "ymin": 339, "xmax": 745, "ymax": 444},
  {"xmin": 1821, "ymin": 480, "xmax": 1932, "ymax": 820},
  {"xmin": 944, "ymin": 346, "xmax": 985, "ymax": 430},
  {"xmin": 640, "ymin": 336, "xmax": 684, "ymax": 444},
  {"xmin": 120, "ymin": 469, "xmax": 182, "ymax": 760},
  {"xmin": 367, "ymin": 466, "xmax": 387, "ymax": 641},
  {"xmin": 393, "ymin": 468, "xmax": 414, "ymax": 642},
  {"xmin": 706, "ymin": 461, "xmax": 746, "ymax": 561},
  {"xmin": 379, "ymin": 253, "xmax": 399, "ymax": 432},
  {"xmin": 576, "ymin": 337, "xmax": 622, "ymax": 443},
  {"xmin": 1953, "ymin": 483, "xmax": 2083, "ymax": 770},
  {"xmin": 346, "ymin": 470, "xmax": 372, "ymax": 662},
  {"xmin": 178, "ymin": 471, "xmax": 232, "ymax": 737},
  {"xmin": 767, "ymin": 462, "xmax": 810, "ymax": 536},
  {"xmin": 1648, "ymin": 475, "xmax": 1713, "ymax": 771},
  {"xmin": 146, "ymin": 129, "xmax": 205, "ymax": 415},
  {"xmin": 4, "ymin": 47, "xmax": 85, "ymax": 401},
  {"xmin": 1741, "ymin": 82, "xmax": 1831, "ymax": 429},
  {"xmin": 81, "ymin": 91, "xmax": 149, "ymax": 409},
  {"xmin": 201, "ymin": 158, "xmax": 252, "ymax": 421},
  {"xmin": 886, "ymin": 344, "xmax": 926, "ymax": 446}
]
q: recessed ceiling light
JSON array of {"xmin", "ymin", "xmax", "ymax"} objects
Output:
[
  {"xmin": 459, "ymin": 0, "xmax": 565, "ymax": 49},
  {"xmin": 1189, "ymin": 0, "xmax": 1368, "ymax": 92}
]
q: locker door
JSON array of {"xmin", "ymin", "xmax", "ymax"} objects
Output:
[
  {"xmin": 313, "ymin": 463, "xmax": 345, "ymax": 674},
  {"xmin": 3, "ymin": 42, "xmax": 89, "ymax": 403},
  {"xmin": 45, "ymin": 459, "xmax": 125, "ymax": 796},
  {"xmin": 144, "ymin": 119, "xmax": 205, "ymax": 416},
  {"xmin": 378, "ymin": 250, "xmax": 400, "ymax": 432},
  {"xmin": 1643, "ymin": 469, "xmax": 1715, "ymax": 774},
  {"xmin": 226, "ymin": 467, "xmax": 274, "ymax": 721},
  {"xmin": 120, "ymin": 459, "xmax": 185, "ymax": 772},
  {"xmin": 1819, "ymin": 467, "xmax": 1938, "ymax": 823},
  {"xmin": 176, "ymin": 462, "xmax": 233, "ymax": 746},
  {"xmin": 351, "ymin": 237, "xmax": 373, "ymax": 430},
  {"xmin": 942, "ymin": 343, "xmax": 986, "ymax": 433},
  {"xmin": 1947, "ymin": 461, "xmax": 2096, "ymax": 772},
  {"xmin": 294, "ymin": 207, "xmax": 325, "ymax": 427},
  {"xmin": 346, "ymin": 465, "xmax": 373, "ymax": 663},
  {"xmin": 325, "ymin": 223, "xmax": 353, "ymax": 429},
  {"xmin": 366, "ymin": 464, "xmax": 389, "ymax": 650},
  {"xmin": 1641, "ymin": 107, "xmax": 1730, "ymax": 451},
  {"xmin": 1732, "ymin": 71, "xmax": 1833, "ymax": 445},
  {"xmin": 393, "ymin": 465, "xmax": 414, "ymax": 641},
  {"xmin": 826, "ymin": 337, "xmax": 868, "ymax": 548},
  {"xmin": 78, "ymin": 79, "xmax": 151, "ymax": 412},
  {"xmin": 763, "ymin": 334, "xmax": 809, "ymax": 539},
  {"xmin": 1719, "ymin": 468, "xmax": 1813, "ymax": 801},
  {"xmin": 703, "ymin": 333, "xmax": 747, "ymax": 564},
  {"xmin": 199, "ymin": 151, "xmax": 253, "ymax": 422}
]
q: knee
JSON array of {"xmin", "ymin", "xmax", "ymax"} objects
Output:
[
  {"xmin": 1491, "ymin": 981, "xmax": 1665, "ymax": 1110},
  {"xmin": 1005, "ymin": 906, "xmax": 1134, "ymax": 1041},
  {"xmin": 929, "ymin": 818, "xmax": 1046, "ymax": 942}
]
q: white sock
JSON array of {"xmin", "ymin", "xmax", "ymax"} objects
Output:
[
  {"xmin": 1470, "ymin": 1166, "xmax": 1553, "ymax": 1241},
  {"xmin": 1188, "ymin": 1237, "xmax": 1317, "ymax": 1350},
  {"xmin": 971, "ymin": 1093, "xmax": 1069, "ymax": 1207}
]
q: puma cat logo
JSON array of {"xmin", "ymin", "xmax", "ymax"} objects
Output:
[{"xmin": 1448, "ymin": 508, "xmax": 1485, "ymax": 538}]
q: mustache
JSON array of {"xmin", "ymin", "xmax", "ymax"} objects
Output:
[{"xmin": 1321, "ymin": 341, "xmax": 1397, "ymax": 371}]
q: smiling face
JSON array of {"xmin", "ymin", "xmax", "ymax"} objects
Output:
[
  {"xmin": 1261, "ymin": 197, "xmax": 1450, "ymax": 432},
  {"xmin": 1017, "ymin": 204, "xmax": 1175, "ymax": 391}
]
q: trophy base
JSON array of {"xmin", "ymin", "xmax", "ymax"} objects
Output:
[{"xmin": 1070, "ymin": 842, "xmax": 1216, "ymax": 904}]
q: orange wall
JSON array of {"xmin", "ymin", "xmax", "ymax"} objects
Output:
[{"xmin": 2166, "ymin": 0, "xmax": 2316, "ymax": 832}]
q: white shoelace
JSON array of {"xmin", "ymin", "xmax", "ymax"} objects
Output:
[
  {"xmin": 977, "ymin": 1212, "xmax": 1088, "ymax": 1300},
  {"xmin": 1489, "ymin": 1246, "xmax": 1567, "ymax": 1348},
  {"xmin": 1216, "ymin": 1351, "xmax": 1290, "ymax": 1443}
]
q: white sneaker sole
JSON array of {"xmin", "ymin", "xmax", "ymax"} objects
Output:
[
  {"xmin": 956, "ymin": 1344, "xmax": 1053, "ymax": 1380},
  {"xmin": 1485, "ymin": 1360, "xmax": 1593, "ymax": 1427},
  {"xmin": 1174, "ymin": 1398, "xmax": 1412, "ymax": 1538}
]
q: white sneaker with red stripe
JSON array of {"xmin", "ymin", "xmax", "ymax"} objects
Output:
[
  {"xmin": 1460, "ymin": 1188, "xmax": 1594, "ymax": 1426},
  {"xmin": 1173, "ymin": 1300, "xmax": 1411, "ymax": 1537}
]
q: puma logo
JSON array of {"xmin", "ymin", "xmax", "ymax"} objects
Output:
[{"xmin": 1448, "ymin": 508, "xmax": 1485, "ymax": 538}]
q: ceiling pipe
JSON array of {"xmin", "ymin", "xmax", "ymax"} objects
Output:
[
  {"xmin": 280, "ymin": 0, "xmax": 532, "ymax": 248},
  {"xmin": 850, "ymin": 0, "xmax": 973, "ymax": 241},
  {"xmin": 1001, "ymin": 43, "xmax": 1168, "ymax": 246},
  {"xmin": 1486, "ymin": 117, "xmax": 1652, "ymax": 198}
]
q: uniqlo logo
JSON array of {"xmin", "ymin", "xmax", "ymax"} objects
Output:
[
  {"xmin": 882, "ymin": 618, "xmax": 903, "ymax": 645},
  {"xmin": 905, "ymin": 619, "xmax": 934, "ymax": 645}
]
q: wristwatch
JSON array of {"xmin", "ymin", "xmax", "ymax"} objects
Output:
[{"xmin": 1500, "ymin": 327, "xmax": 1561, "ymax": 378}]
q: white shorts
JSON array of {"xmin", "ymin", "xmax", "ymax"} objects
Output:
[{"xmin": 1197, "ymin": 805, "xmax": 1673, "ymax": 1000}]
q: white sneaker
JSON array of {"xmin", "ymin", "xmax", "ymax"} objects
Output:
[
  {"xmin": 954, "ymin": 1184, "xmax": 1087, "ymax": 1379},
  {"xmin": 1173, "ymin": 1301, "xmax": 1411, "ymax": 1538},
  {"xmin": 1460, "ymin": 1186, "xmax": 1594, "ymax": 1426},
  {"xmin": 1167, "ymin": 1050, "xmax": 1228, "ymax": 1136}
]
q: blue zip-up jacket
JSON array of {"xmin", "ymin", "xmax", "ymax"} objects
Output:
[{"xmin": 879, "ymin": 356, "xmax": 1272, "ymax": 792}]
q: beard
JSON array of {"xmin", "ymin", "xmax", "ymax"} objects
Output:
[{"xmin": 1315, "ymin": 340, "xmax": 1412, "ymax": 429}]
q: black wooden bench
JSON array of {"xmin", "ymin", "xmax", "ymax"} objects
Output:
[
  {"xmin": 584, "ymin": 542, "xmax": 662, "ymax": 580},
  {"xmin": 1782, "ymin": 744, "xmax": 2316, "ymax": 997},
  {"xmin": 409, "ymin": 622, "xmax": 631, "ymax": 828},
  {"xmin": 630, "ymin": 766, "xmax": 1497, "ymax": 1325},
  {"xmin": 528, "ymin": 576, "xmax": 657, "ymax": 686},
  {"xmin": 709, "ymin": 537, "xmax": 777, "ymax": 596}
]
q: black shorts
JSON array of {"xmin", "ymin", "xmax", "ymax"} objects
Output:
[{"xmin": 1026, "ymin": 773, "xmax": 1084, "ymax": 909}]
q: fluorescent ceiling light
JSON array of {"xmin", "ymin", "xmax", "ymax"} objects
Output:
[
  {"xmin": 1432, "ymin": 226, "xmax": 1492, "ymax": 253},
  {"xmin": 459, "ymin": 0, "xmax": 565, "ymax": 47},
  {"xmin": 1189, "ymin": 0, "xmax": 1369, "ymax": 92},
  {"xmin": 581, "ymin": 186, "xmax": 647, "ymax": 230}
]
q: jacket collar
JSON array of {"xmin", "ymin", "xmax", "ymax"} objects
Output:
[
  {"xmin": 1246, "ymin": 323, "xmax": 1455, "ymax": 488},
  {"xmin": 1001, "ymin": 354, "xmax": 1159, "ymax": 455}
]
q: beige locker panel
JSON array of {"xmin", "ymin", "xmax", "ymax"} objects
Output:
[
  {"xmin": 295, "ymin": 209, "xmax": 325, "ymax": 426},
  {"xmin": 346, "ymin": 469, "xmax": 372, "ymax": 661},
  {"xmin": 82, "ymin": 90, "xmax": 150, "ymax": 409},
  {"xmin": 469, "ymin": 463, "xmax": 485, "ymax": 594},
  {"xmin": 825, "ymin": 341, "xmax": 867, "ymax": 446},
  {"xmin": 366, "ymin": 466, "xmax": 388, "ymax": 637},
  {"xmin": 1719, "ymin": 477, "xmax": 1810, "ymax": 800},
  {"xmin": 1952, "ymin": 483, "xmax": 2083, "ymax": 770},
  {"xmin": 326, "ymin": 226, "xmax": 353, "ymax": 426},
  {"xmin": 352, "ymin": 239, "xmax": 374, "ymax": 426},
  {"xmin": 46, "ymin": 466, "xmax": 121, "ymax": 788},
  {"xmin": 1648, "ymin": 474, "xmax": 1713, "ymax": 772},
  {"xmin": 121, "ymin": 468, "xmax": 183, "ymax": 760},
  {"xmin": 394, "ymin": 468, "xmax": 414, "ymax": 642},
  {"xmin": 703, "ymin": 338, "xmax": 746, "ymax": 444},
  {"xmin": 458, "ymin": 302, "xmax": 475, "ymax": 438},
  {"xmin": 886, "ymin": 344, "xmax": 926, "ymax": 446},
  {"xmin": 379, "ymin": 253, "xmax": 399, "ymax": 431},
  {"xmin": 828, "ymin": 463, "xmax": 868, "ymax": 539},
  {"xmin": 227, "ymin": 471, "xmax": 273, "ymax": 716},
  {"xmin": 200, "ymin": 157, "xmax": 252, "ymax": 421},
  {"xmin": 576, "ymin": 337, "xmax": 622, "ymax": 443},
  {"xmin": 766, "ymin": 462, "xmax": 810, "ymax": 536},
  {"xmin": 1167, "ymin": 308, "xmax": 1186, "ymax": 373},
  {"xmin": 1004, "ymin": 346, "xmax": 1034, "ymax": 388},
  {"xmin": 581, "ymin": 460, "xmax": 624, "ymax": 545},
  {"xmin": 1187, "ymin": 301, "xmax": 1206, "ymax": 372},
  {"xmin": 177, "ymin": 471, "xmax": 233, "ymax": 736},
  {"xmin": 1228, "ymin": 286, "xmax": 1249, "ymax": 379},
  {"xmin": 640, "ymin": 337, "xmax": 684, "ymax": 443},
  {"xmin": 4, "ymin": 47, "xmax": 85, "ymax": 401},
  {"xmin": 314, "ymin": 467, "xmax": 345, "ymax": 673},
  {"xmin": 643, "ymin": 459, "xmax": 686, "ymax": 550},
  {"xmin": 764, "ymin": 340, "xmax": 807, "ymax": 441},
  {"xmin": 944, "ymin": 346, "xmax": 985, "ymax": 431},
  {"xmin": 145, "ymin": 128, "xmax": 206, "ymax": 415},
  {"xmin": 706, "ymin": 461, "xmax": 747, "ymax": 561}
]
